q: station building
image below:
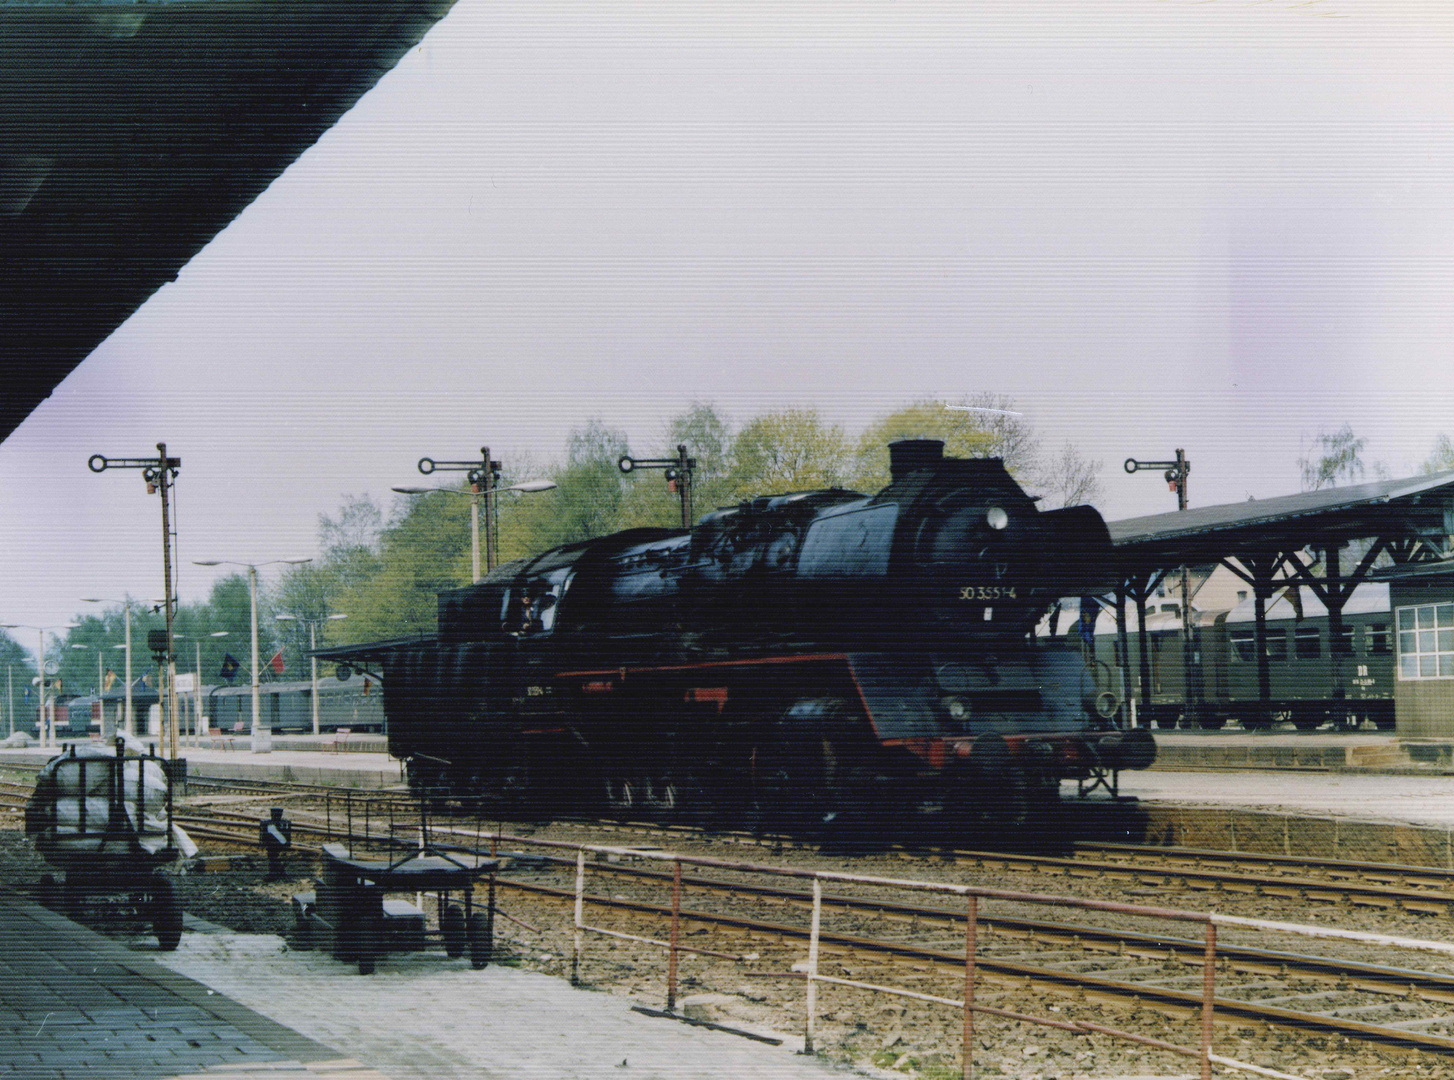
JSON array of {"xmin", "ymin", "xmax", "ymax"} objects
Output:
[{"xmin": 1376, "ymin": 561, "xmax": 1454, "ymax": 739}]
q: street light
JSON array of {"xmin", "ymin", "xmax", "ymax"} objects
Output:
[
  {"xmin": 174, "ymin": 631, "xmax": 228, "ymax": 746},
  {"xmin": 396, "ymin": 449, "xmax": 554, "ymax": 579},
  {"xmin": 274, "ymin": 613, "xmax": 346, "ymax": 736},
  {"xmin": 69, "ymin": 643, "xmax": 110, "ymax": 737},
  {"xmin": 80, "ymin": 598, "xmax": 162, "ymax": 737},
  {"xmin": 191, "ymin": 558, "xmax": 312, "ymax": 752},
  {"xmin": 1, "ymin": 623, "xmax": 77, "ymax": 748}
]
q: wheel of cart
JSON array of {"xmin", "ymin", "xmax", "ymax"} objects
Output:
[
  {"xmin": 295, "ymin": 842, "xmax": 500, "ymax": 974},
  {"xmin": 468, "ymin": 907, "xmax": 493, "ymax": 969},
  {"xmin": 23, "ymin": 737, "xmax": 195, "ymax": 950}
]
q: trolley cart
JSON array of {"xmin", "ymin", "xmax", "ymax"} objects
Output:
[
  {"xmin": 292, "ymin": 843, "xmax": 501, "ymax": 974},
  {"xmin": 24, "ymin": 737, "xmax": 195, "ymax": 950}
]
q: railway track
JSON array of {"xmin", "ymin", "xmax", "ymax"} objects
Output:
[
  {"xmin": 16, "ymin": 764, "xmax": 1454, "ymax": 918},
  {"xmin": 14, "ymin": 762, "xmax": 1454, "ymax": 916},
  {"xmin": 163, "ymin": 804, "xmax": 1454, "ymax": 1057},
  {"xmin": 15, "ymin": 768, "xmax": 1454, "ymax": 1062}
]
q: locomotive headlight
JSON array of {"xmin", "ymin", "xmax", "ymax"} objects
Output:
[
  {"xmin": 985, "ymin": 506, "xmax": 1009, "ymax": 531},
  {"xmin": 945, "ymin": 697, "xmax": 971, "ymax": 722}
]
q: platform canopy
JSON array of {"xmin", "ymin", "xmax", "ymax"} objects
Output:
[
  {"xmin": 1103, "ymin": 470, "xmax": 1454, "ymax": 718},
  {"xmin": 1109, "ymin": 471, "xmax": 1454, "ymax": 574},
  {"xmin": 0, "ymin": 0, "xmax": 460, "ymax": 444}
]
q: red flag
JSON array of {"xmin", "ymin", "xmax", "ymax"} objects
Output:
[{"xmin": 269, "ymin": 649, "xmax": 285, "ymax": 675}]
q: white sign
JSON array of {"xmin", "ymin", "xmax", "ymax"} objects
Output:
[{"xmin": 173, "ymin": 673, "xmax": 196, "ymax": 693}]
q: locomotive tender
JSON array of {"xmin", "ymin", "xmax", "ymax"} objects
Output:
[{"xmin": 336, "ymin": 440, "xmax": 1155, "ymax": 834}]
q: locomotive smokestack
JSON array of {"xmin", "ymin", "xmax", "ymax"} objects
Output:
[{"xmin": 888, "ymin": 439, "xmax": 944, "ymax": 481}]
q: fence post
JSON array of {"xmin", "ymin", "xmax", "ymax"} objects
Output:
[
  {"xmin": 1200, "ymin": 921, "xmax": 1216, "ymax": 1080},
  {"xmin": 805, "ymin": 876, "xmax": 822, "ymax": 1054},
  {"xmin": 571, "ymin": 847, "xmax": 586, "ymax": 986},
  {"xmin": 963, "ymin": 895, "xmax": 977, "ymax": 1080},
  {"xmin": 667, "ymin": 857, "xmax": 682, "ymax": 1012}
]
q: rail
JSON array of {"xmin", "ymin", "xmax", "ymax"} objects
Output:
[
  {"xmin": 193, "ymin": 789, "xmax": 1454, "ymax": 1079},
  {"xmin": 430, "ymin": 830, "xmax": 1323, "ymax": 1080}
]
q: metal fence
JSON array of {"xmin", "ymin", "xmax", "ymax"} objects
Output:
[{"xmin": 311, "ymin": 802, "xmax": 1454, "ymax": 1080}]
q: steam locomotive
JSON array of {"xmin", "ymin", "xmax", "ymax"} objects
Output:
[{"xmin": 324, "ymin": 440, "xmax": 1155, "ymax": 836}]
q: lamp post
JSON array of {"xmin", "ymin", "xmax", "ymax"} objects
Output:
[
  {"xmin": 274, "ymin": 613, "xmax": 346, "ymax": 736},
  {"xmin": 69, "ymin": 642, "xmax": 108, "ymax": 737},
  {"xmin": 1, "ymin": 624, "xmax": 77, "ymax": 747},
  {"xmin": 397, "ymin": 449, "xmax": 554, "ymax": 579},
  {"xmin": 79, "ymin": 598, "xmax": 161, "ymax": 737},
  {"xmin": 174, "ymin": 631, "xmax": 228, "ymax": 746},
  {"xmin": 191, "ymin": 558, "xmax": 312, "ymax": 752}
]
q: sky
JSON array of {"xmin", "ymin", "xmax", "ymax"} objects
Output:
[{"xmin": 3, "ymin": 0, "xmax": 1454, "ymax": 641}]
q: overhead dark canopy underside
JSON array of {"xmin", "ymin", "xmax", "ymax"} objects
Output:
[{"xmin": 0, "ymin": 0, "xmax": 459, "ymax": 444}]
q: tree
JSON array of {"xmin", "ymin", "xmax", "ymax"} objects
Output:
[
  {"xmin": 315, "ymin": 494, "xmax": 385, "ymax": 592},
  {"xmin": 273, "ymin": 493, "xmax": 385, "ymax": 661},
  {"xmin": 1, "ymin": 628, "xmax": 39, "ymax": 731},
  {"xmin": 201, "ymin": 575, "xmax": 272, "ymax": 685},
  {"xmin": 331, "ymin": 488, "xmax": 472, "ymax": 645},
  {"xmin": 57, "ymin": 614, "xmax": 116, "ymax": 698},
  {"xmin": 516, "ymin": 419, "xmax": 631, "ymax": 549},
  {"xmin": 618, "ymin": 402, "xmax": 737, "ymax": 528},
  {"xmin": 664, "ymin": 401, "xmax": 735, "ymax": 519},
  {"xmin": 1298, "ymin": 425, "xmax": 1367, "ymax": 491},
  {"xmin": 852, "ymin": 398, "xmax": 999, "ymax": 491},
  {"xmin": 1034, "ymin": 440, "xmax": 1103, "ymax": 509},
  {"xmin": 955, "ymin": 391, "xmax": 1041, "ymax": 478},
  {"xmin": 726, "ymin": 408, "xmax": 852, "ymax": 500},
  {"xmin": 1422, "ymin": 433, "xmax": 1454, "ymax": 475}
]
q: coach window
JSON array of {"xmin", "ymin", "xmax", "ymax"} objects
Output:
[
  {"xmin": 1294, "ymin": 625, "xmax": 1320, "ymax": 660},
  {"xmin": 1397, "ymin": 603, "xmax": 1454, "ymax": 679},
  {"xmin": 1229, "ymin": 629, "xmax": 1255, "ymax": 662},
  {"xmin": 1366, "ymin": 622, "xmax": 1391, "ymax": 656},
  {"xmin": 1264, "ymin": 629, "xmax": 1288, "ymax": 662}
]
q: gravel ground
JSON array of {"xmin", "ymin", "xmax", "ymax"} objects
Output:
[{"xmin": 4, "ymin": 806, "xmax": 1454, "ymax": 1080}]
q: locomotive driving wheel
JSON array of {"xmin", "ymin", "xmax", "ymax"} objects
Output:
[
  {"xmin": 603, "ymin": 776, "xmax": 637, "ymax": 819},
  {"xmin": 755, "ymin": 698, "xmax": 873, "ymax": 844}
]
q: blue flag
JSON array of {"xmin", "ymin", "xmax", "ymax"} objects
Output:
[{"xmin": 219, "ymin": 653, "xmax": 240, "ymax": 683}]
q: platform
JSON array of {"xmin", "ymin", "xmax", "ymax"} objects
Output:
[
  {"xmin": 0, "ymin": 882, "xmax": 872, "ymax": 1080},
  {"xmin": 1148, "ymin": 728, "xmax": 1454, "ymax": 773},
  {"xmin": 0, "ymin": 739, "xmax": 405, "ymax": 792},
  {"xmin": 0, "ymin": 887, "xmax": 383, "ymax": 1080}
]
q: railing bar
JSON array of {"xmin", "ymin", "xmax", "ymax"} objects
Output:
[{"xmin": 579, "ymin": 923, "xmax": 742, "ymax": 961}]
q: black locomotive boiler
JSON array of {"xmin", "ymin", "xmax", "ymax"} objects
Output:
[{"xmin": 328, "ymin": 440, "xmax": 1155, "ymax": 836}]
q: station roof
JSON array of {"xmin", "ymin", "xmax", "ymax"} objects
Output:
[
  {"xmin": 1108, "ymin": 471, "xmax": 1454, "ymax": 570},
  {"xmin": 0, "ymin": 0, "xmax": 459, "ymax": 444}
]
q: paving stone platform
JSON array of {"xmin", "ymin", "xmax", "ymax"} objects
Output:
[{"xmin": 0, "ymin": 887, "xmax": 386, "ymax": 1080}]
